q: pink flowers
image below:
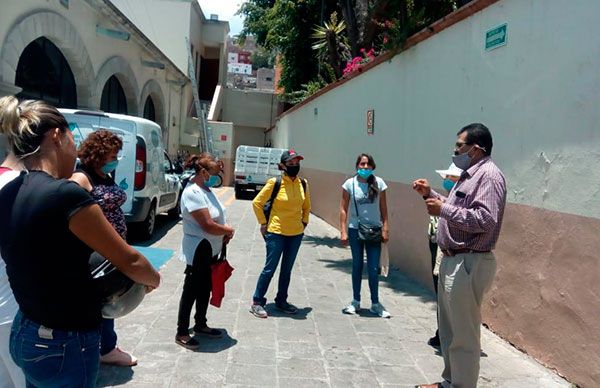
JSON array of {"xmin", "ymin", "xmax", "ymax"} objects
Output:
[{"xmin": 343, "ymin": 48, "xmax": 376, "ymax": 77}]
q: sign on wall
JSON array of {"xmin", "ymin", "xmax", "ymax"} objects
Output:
[
  {"xmin": 366, "ymin": 109, "xmax": 375, "ymax": 135},
  {"xmin": 485, "ymin": 23, "xmax": 508, "ymax": 51}
]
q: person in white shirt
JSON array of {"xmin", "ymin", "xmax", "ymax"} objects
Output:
[
  {"xmin": 339, "ymin": 153, "xmax": 390, "ymax": 318},
  {"xmin": 175, "ymin": 153, "xmax": 234, "ymax": 350}
]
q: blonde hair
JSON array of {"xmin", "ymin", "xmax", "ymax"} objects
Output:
[{"xmin": 0, "ymin": 96, "xmax": 68, "ymax": 157}]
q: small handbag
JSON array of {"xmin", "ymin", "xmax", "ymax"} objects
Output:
[{"xmin": 352, "ymin": 178, "xmax": 383, "ymax": 244}]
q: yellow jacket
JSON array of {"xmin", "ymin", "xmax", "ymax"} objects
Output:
[{"xmin": 252, "ymin": 175, "xmax": 311, "ymax": 236}]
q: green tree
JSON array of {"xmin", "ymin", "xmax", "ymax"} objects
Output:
[
  {"xmin": 311, "ymin": 12, "xmax": 350, "ymax": 80},
  {"xmin": 238, "ymin": 0, "xmax": 322, "ymax": 93},
  {"xmin": 236, "ymin": 0, "xmax": 276, "ymax": 46},
  {"xmin": 338, "ymin": 0, "xmax": 457, "ymax": 55},
  {"xmin": 238, "ymin": 0, "xmax": 464, "ymax": 99},
  {"xmin": 251, "ymin": 49, "xmax": 275, "ymax": 70}
]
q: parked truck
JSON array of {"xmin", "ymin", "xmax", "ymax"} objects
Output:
[{"xmin": 234, "ymin": 145, "xmax": 286, "ymax": 198}]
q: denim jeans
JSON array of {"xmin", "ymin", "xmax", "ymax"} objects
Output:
[
  {"xmin": 9, "ymin": 311, "xmax": 100, "ymax": 388},
  {"xmin": 253, "ymin": 233, "xmax": 303, "ymax": 306},
  {"xmin": 100, "ymin": 318, "xmax": 117, "ymax": 356},
  {"xmin": 348, "ymin": 228, "xmax": 381, "ymax": 304}
]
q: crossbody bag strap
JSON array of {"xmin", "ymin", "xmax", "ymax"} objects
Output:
[
  {"xmin": 270, "ymin": 176, "xmax": 282, "ymax": 203},
  {"xmin": 265, "ymin": 175, "xmax": 282, "ymax": 225},
  {"xmin": 352, "ymin": 177, "xmax": 361, "ymax": 222}
]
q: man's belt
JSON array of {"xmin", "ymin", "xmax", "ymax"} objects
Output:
[{"xmin": 441, "ymin": 248, "xmax": 491, "ymax": 257}]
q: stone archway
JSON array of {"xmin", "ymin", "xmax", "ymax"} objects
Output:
[
  {"xmin": 0, "ymin": 11, "xmax": 95, "ymax": 107},
  {"xmin": 94, "ymin": 56, "xmax": 140, "ymax": 115},
  {"xmin": 139, "ymin": 79, "xmax": 166, "ymax": 129}
]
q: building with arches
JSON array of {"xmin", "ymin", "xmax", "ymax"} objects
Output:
[{"xmin": 0, "ymin": 0, "xmax": 229, "ymax": 159}]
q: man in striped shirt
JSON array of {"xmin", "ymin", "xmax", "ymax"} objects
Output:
[{"xmin": 413, "ymin": 123, "xmax": 507, "ymax": 388}]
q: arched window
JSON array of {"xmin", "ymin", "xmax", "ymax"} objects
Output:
[
  {"xmin": 100, "ymin": 75, "xmax": 128, "ymax": 114},
  {"xmin": 15, "ymin": 37, "xmax": 77, "ymax": 108},
  {"xmin": 143, "ymin": 96, "xmax": 156, "ymax": 122}
]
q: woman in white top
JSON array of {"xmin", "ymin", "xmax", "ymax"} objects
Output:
[
  {"xmin": 175, "ymin": 153, "xmax": 235, "ymax": 349},
  {"xmin": 339, "ymin": 153, "xmax": 390, "ymax": 318},
  {"xmin": 0, "ymin": 140, "xmax": 25, "ymax": 388}
]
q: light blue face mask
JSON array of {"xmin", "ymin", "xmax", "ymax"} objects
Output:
[
  {"xmin": 357, "ymin": 168, "xmax": 373, "ymax": 179},
  {"xmin": 205, "ymin": 175, "xmax": 219, "ymax": 187},
  {"xmin": 442, "ymin": 179, "xmax": 455, "ymax": 192},
  {"xmin": 101, "ymin": 160, "xmax": 119, "ymax": 174}
]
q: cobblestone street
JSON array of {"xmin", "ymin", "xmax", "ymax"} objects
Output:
[{"xmin": 97, "ymin": 187, "xmax": 570, "ymax": 387}]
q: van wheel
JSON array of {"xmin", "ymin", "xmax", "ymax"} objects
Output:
[
  {"xmin": 140, "ymin": 206, "xmax": 156, "ymax": 240},
  {"xmin": 234, "ymin": 186, "xmax": 242, "ymax": 199}
]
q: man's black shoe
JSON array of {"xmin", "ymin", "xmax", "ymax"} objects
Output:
[
  {"xmin": 275, "ymin": 302, "xmax": 298, "ymax": 314},
  {"xmin": 427, "ymin": 334, "xmax": 441, "ymax": 348}
]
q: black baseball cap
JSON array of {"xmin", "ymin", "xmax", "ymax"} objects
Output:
[{"xmin": 280, "ymin": 149, "xmax": 304, "ymax": 163}]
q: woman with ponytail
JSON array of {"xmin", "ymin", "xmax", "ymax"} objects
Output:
[
  {"xmin": 339, "ymin": 153, "xmax": 390, "ymax": 318},
  {"xmin": 0, "ymin": 96, "xmax": 160, "ymax": 387}
]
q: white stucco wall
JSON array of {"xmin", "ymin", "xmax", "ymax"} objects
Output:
[
  {"xmin": 0, "ymin": 0, "xmax": 188, "ymax": 156},
  {"xmin": 222, "ymin": 88, "xmax": 278, "ymax": 129},
  {"xmin": 272, "ymin": 0, "xmax": 600, "ymax": 220},
  {"xmin": 208, "ymin": 120, "xmax": 234, "ymax": 160},
  {"xmin": 112, "ymin": 0, "xmax": 191, "ymax": 75}
]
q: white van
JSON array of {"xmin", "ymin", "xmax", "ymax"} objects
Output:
[
  {"xmin": 234, "ymin": 145, "xmax": 286, "ymax": 198},
  {"xmin": 59, "ymin": 109, "xmax": 182, "ymax": 239}
]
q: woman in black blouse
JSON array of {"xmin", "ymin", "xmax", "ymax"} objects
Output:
[{"xmin": 0, "ymin": 96, "xmax": 160, "ymax": 387}]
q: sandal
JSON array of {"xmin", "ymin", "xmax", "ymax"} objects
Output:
[
  {"xmin": 192, "ymin": 326, "xmax": 223, "ymax": 338},
  {"xmin": 175, "ymin": 335, "xmax": 200, "ymax": 350},
  {"xmin": 415, "ymin": 383, "xmax": 443, "ymax": 388}
]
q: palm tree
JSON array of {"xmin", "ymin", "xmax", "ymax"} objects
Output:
[{"xmin": 311, "ymin": 12, "xmax": 351, "ymax": 80}]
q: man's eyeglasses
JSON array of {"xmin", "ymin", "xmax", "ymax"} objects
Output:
[{"xmin": 454, "ymin": 141, "xmax": 470, "ymax": 150}]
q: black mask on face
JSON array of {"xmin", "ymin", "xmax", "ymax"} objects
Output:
[{"xmin": 285, "ymin": 165, "xmax": 300, "ymax": 177}]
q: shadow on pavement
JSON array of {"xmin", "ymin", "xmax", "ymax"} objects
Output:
[
  {"xmin": 193, "ymin": 329, "xmax": 237, "ymax": 353},
  {"xmin": 356, "ymin": 309, "xmax": 387, "ymax": 319},
  {"xmin": 318, "ymin": 256, "xmax": 436, "ymax": 304},
  {"xmin": 302, "ymin": 234, "xmax": 340, "ymax": 248},
  {"xmin": 432, "ymin": 348, "xmax": 487, "ymax": 358},
  {"xmin": 96, "ymin": 365, "xmax": 134, "ymax": 387},
  {"xmin": 128, "ymin": 215, "xmax": 180, "ymax": 246},
  {"xmin": 265, "ymin": 303, "xmax": 313, "ymax": 320}
]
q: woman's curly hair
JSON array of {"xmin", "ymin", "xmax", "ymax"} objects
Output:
[
  {"xmin": 78, "ymin": 130, "xmax": 123, "ymax": 169},
  {"xmin": 184, "ymin": 152, "xmax": 218, "ymax": 173}
]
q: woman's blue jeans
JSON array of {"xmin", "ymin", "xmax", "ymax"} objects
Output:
[
  {"xmin": 9, "ymin": 311, "xmax": 100, "ymax": 388},
  {"xmin": 100, "ymin": 318, "xmax": 117, "ymax": 356},
  {"xmin": 348, "ymin": 228, "xmax": 381, "ymax": 304},
  {"xmin": 253, "ymin": 232, "xmax": 303, "ymax": 306}
]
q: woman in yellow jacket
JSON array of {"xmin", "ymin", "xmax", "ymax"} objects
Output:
[{"xmin": 250, "ymin": 149, "xmax": 311, "ymax": 318}]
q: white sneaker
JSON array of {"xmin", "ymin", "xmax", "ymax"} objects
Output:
[
  {"xmin": 370, "ymin": 302, "xmax": 391, "ymax": 318},
  {"xmin": 250, "ymin": 303, "xmax": 268, "ymax": 318},
  {"xmin": 342, "ymin": 300, "xmax": 360, "ymax": 314}
]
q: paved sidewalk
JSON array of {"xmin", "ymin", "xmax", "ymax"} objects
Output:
[{"xmin": 98, "ymin": 187, "xmax": 570, "ymax": 387}]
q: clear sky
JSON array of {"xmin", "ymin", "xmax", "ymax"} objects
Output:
[{"xmin": 198, "ymin": 0, "xmax": 245, "ymax": 36}]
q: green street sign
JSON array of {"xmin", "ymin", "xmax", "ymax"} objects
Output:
[{"xmin": 485, "ymin": 23, "xmax": 507, "ymax": 51}]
